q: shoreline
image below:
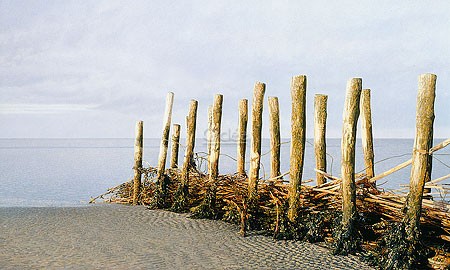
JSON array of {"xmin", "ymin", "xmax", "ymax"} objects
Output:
[{"xmin": 0, "ymin": 204, "xmax": 373, "ymax": 269}]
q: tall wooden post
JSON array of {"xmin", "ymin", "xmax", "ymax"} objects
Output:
[
  {"xmin": 314, "ymin": 94, "xmax": 328, "ymax": 186},
  {"xmin": 404, "ymin": 73, "xmax": 436, "ymax": 234},
  {"xmin": 209, "ymin": 95, "xmax": 223, "ymax": 182},
  {"xmin": 181, "ymin": 100, "xmax": 198, "ymax": 184},
  {"xmin": 268, "ymin": 96, "xmax": 281, "ymax": 179},
  {"xmin": 207, "ymin": 105, "xmax": 213, "ymax": 174},
  {"xmin": 237, "ymin": 99, "xmax": 248, "ymax": 175},
  {"xmin": 170, "ymin": 124, "xmax": 181, "ymax": 169},
  {"xmin": 248, "ymin": 82, "xmax": 265, "ymax": 201},
  {"xmin": 157, "ymin": 92, "xmax": 174, "ymax": 180},
  {"xmin": 360, "ymin": 89, "xmax": 375, "ymax": 180},
  {"xmin": 132, "ymin": 121, "xmax": 143, "ymax": 205},
  {"xmin": 288, "ymin": 75, "xmax": 306, "ymax": 222}
]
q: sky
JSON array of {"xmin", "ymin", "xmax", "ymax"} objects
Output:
[{"xmin": 1, "ymin": 0, "xmax": 449, "ymax": 139}]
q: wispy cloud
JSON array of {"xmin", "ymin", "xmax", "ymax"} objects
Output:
[{"xmin": 0, "ymin": 104, "xmax": 98, "ymax": 114}]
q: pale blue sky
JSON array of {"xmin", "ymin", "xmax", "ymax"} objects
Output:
[{"xmin": 1, "ymin": 0, "xmax": 449, "ymax": 138}]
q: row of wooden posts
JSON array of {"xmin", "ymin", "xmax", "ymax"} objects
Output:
[{"xmin": 131, "ymin": 73, "xmax": 437, "ymax": 237}]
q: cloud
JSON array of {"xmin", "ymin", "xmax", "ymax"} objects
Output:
[{"xmin": 0, "ymin": 103, "xmax": 98, "ymax": 114}]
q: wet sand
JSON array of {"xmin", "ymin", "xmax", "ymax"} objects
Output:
[{"xmin": 0, "ymin": 205, "xmax": 373, "ymax": 269}]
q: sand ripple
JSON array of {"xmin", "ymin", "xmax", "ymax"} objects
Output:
[{"xmin": 0, "ymin": 205, "xmax": 373, "ymax": 269}]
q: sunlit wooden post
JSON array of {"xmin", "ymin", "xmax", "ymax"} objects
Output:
[
  {"xmin": 132, "ymin": 121, "xmax": 143, "ymax": 205},
  {"xmin": 181, "ymin": 100, "xmax": 198, "ymax": 185},
  {"xmin": 248, "ymin": 82, "xmax": 265, "ymax": 201},
  {"xmin": 207, "ymin": 105, "xmax": 213, "ymax": 174},
  {"xmin": 170, "ymin": 124, "xmax": 181, "ymax": 169},
  {"xmin": 237, "ymin": 99, "xmax": 248, "ymax": 175},
  {"xmin": 314, "ymin": 94, "xmax": 328, "ymax": 186},
  {"xmin": 156, "ymin": 92, "xmax": 174, "ymax": 180},
  {"xmin": 268, "ymin": 96, "xmax": 281, "ymax": 179},
  {"xmin": 360, "ymin": 89, "xmax": 375, "ymax": 180},
  {"xmin": 209, "ymin": 95, "xmax": 223, "ymax": 183},
  {"xmin": 288, "ymin": 75, "xmax": 306, "ymax": 222}
]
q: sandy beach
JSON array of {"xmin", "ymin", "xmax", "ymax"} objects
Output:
[{"xmin": 1, "ymin": 205, "xmax": 373, "ymax": 269}]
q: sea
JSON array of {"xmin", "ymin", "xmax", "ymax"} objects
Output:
[{"xmin": 0, "ymin": 138, "xmax": 448, "ymax": 207}]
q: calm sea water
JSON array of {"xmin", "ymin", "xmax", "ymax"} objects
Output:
[{"xmin": 0, "ymin": 138, "xmax": 448, "ymax": 207}]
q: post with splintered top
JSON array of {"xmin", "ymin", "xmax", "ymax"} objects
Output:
[
  {"xmin": 132, "ymin": 121, "xmax": 143, "ymax": 205},
  {"xmin": 268, "ymin": 96, "xmax": 281, "ymax": 180},
  {"xmin": 334, "ymin": 78, "xmax": 362, "ymax": 255},
  {"xmin": 360, "ymin": 89, "xmax": 375, "ymax": 180},
  {"xmin": 314, "ymin": 94, "xmax": 328, "ymax": 186},
  {"xmin": 170, "ymin": 124, "xmax": 181, "ymax": 169},
  {"xmin": 237, "ymin": 99, "xmax": 248, "ymax": 175},
  {"xmin": 288, "ymin": 75, "xmax": 306, "ymax": 222},
  {"xmin": 248, "ymin": 82, "xmax": 265, "ymax": 201}
]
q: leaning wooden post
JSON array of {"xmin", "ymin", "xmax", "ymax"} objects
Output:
[
  {"xmin": 334, "ymin": 78, "xmax": 362, "ymax": 255},
  {"xmin": 268, "ymin": 96, "xmax": 281, "ymax": 180},
  {"xmin": 314, "ymin": 94, "xmax": 328, "ymax": 186},
  {"xmin": 237, "ymin": 99, "xmax": 248, "ymax": 175},
  {"xmin": 170, "ymin": 124, "xmax": 181, "ymax": 169},
  {"xmin": 405, "ymin": 74, "xmax": 437, "ymax": 237},
  {"xmin": 288, "ymin": 75, "xmax": 306, "ymax": 222},
  {"xmin": 172, "ymin": 100, "xmax": 198, "ymax": 211},
  {"xmin": 248, "ymin": 82, "xmax": 265, "ymax": 202},
  {"xmin": 132, "ymin": 121, "xmax": 143, "ymax": 205},
  {"xmin": 360, "ymin": 89, "xmax": 375, "ymax": 180}
]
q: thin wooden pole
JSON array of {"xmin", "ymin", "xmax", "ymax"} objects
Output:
[
  {"xmin": 132, "ymin": 120, "xmax": 143, "ymax": 205},
  {"xmin": 170, "ymin": 124, "xmax": 181, "ymax": 169},
  {"xmin": 207, "ymin": 105, "xmax": 213, "ymax": 175},
  {"xmin": 157, "ymin": 92, "xmax": 174, "ymax": 180},
  {"xmin": 209, "ymin": 94, "xmax": 223, "ymax": 182},
  {"xmin": 181, "ymin": 100, "xmax": 198, "ymax": 185},
  {"xmin": 268, "ymin": 96, "xmax": 281, "ymax": 179},
  {"xmin": 404, "ymin": 73, "xmax": 436, "ymax": 233},
  {"xmin": 341, "ymin": 78, "xmax": 362, "ymax": 231},
  {"xmin": 237, "ymin": 99, "xmax": 248, "ymax": 175},
  {"xmin": 288, "ymin": 75, "xmax": 306, "ymax": 222},
  {"xmin": 314, "ymin": 94, "xmax": 328, "ymax": 186},
  {"xmin": 360, "ymin": 89, "xmax": 375, "ymax": 180},
  {"xmin": 248, "ymin": 82, "xmax": 265, "ymax": 200}
]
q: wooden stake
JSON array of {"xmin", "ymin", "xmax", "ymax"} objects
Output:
[
  {"xmin": 170, "ymin": 124, "xmax": 181, "ymax": 169},
  {"xmin": 314, "ymin": 94, "xmax": 328, "ymax": 186},
  {"xmin": 288, "ymin": 75, "xmax": 306, "ymax": 222},
  {"xmin": 157, "ymin": 92, "xmax": 174, "ymax": 180},
  {"xmin": 207, "ymin": 105, "xmax": 213, "ymax": 175},
  {"xmin": 360, "ymin": 89, "xmax": 375, "ymax": 179},
  {"xmin": 209, "ymin": 95, "xmax": 223, "ymax": 182},
  {"xmin": 237, "ymin": 99, "xmax": 248, "ymax": 175},
  {"xmin": 181, "ymin": 100, "xmax": 198, "ymax": 185},
  {"xmin": 268, "ymin": 96, "xmax": 281, "ymax": 179},
  {"xmin": 132, "ymin": 121, "xmax": 143, "ymax": 205},
  {"xmin": 248, "ymin": 82, "xmax": 265, "ymax": 199},
  {"xmin": 404, "ymin": 73, "xmax": 436, "ymax": 231},
  {"xmin": 341, "ymin": 78, "xmax": 362, "ymax": 229}
]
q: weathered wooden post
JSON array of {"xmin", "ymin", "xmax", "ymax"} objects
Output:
[
  {"xmin": 288, "ymin": 75, "xmax": 306, "ymax": 222},
  {"xmin": 193, "ymin": 95, "xmax": 223, "ymax": 218},
  {"xmin": 379, "ymin": 74, "xmax": 437, "ymax": 269},
  {"xmin": 207, "ymin": 105, "xmax": 213, "ymax": 174},
  {"xmin": 170, "ymin": 124, "xmax": 181, "ymax": 169},
  {"xmin": 360, "ymin": 89, "xmax": 375, "ymax": 180},
  {"xmin": 132, "ymin": 120, "xmax": 143, "ymax": 205},
  {"xmin": 268, "ymin": 96, "xmax": 281, "ymax": 179},
  {"xmin": 172, "ymin": 100, "xmax": 198, "ymax": 211},
  {"xmin": 237, "ymin": 99, "xmax": 248, "ymax": 175},
  {"xmin": 248, "ymin": 82, "xmax": 265, "ymax": 202},
  {"xmin": 334, "ymin": 78, "xmax": 362, "ymax": 255},
  {"xmin": 153, "ymin": 92, "xmax": 174, "ymax": 208},
  {"xmin": 314, "ymin": 94, "xmax": 328, "ymax": 186}
]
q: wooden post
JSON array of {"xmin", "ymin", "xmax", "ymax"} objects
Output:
[
  {"xmin": 341, "ymin": 78, "xmax": 362, "ymax": 231},
  {"xmin": 237, "ymin": 99, "xmax": 248, "ymax": 175},
  {"xmin": 268, "ymin": 96, "xmax": 281, "ymax": 179},
  {"xmin": 404, "ymin": 73, "xmax": 436, "ymax": 234},
  {"xmin": 360, "ymin": 89, "xmax": 375, "ymax": 180},
  {"xmin": 207, "ymin": 105, "xmax": 213, "ymax": 174},
  {"xmin": 132, "ymin": 121, "xmax": 143, "ymax": 205},
  {"xmin": 181, "ymin": 100, "xmax": 198, "ymax": 184},
  {"xmin": 170, "ymin": 124, "xmax": 181, "ymax": 169},
  {"xmin": 288, "ymin": 75, "xmax": 306, "ymax": 222},
  {"xmin": 248, "ymin": 82, "xmax": 265, "ymax": 200},
  {"xmin": 314, "ymin": 94, "xmax": 328, "ymax": 186},
  {"xmin": 209, "ymin": 95, "xmax": 223, "ymax": 182},
  {"xmin": 157, "ymin": 92, "xmax": 174, "ymax": 180}
]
